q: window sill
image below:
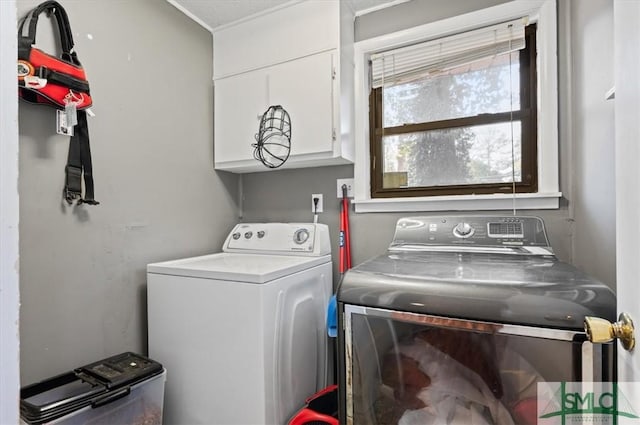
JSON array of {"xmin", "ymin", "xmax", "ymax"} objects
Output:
[{"xmin": 353, "ymin": 192, "xmax": 562, "ymax": 213}]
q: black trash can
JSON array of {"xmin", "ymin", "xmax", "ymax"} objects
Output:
[{"xmin": 20, "ymin": 352, "xmax": 166, "ymax": 425}]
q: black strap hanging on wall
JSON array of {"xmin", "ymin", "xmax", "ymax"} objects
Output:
[
  {"xmin": 66, "ymin": 111, "xmax": 96, "ymax": 204},
  {"xmin": 18, "ymin": 1, "xmax": 99, "ymax": 206}
]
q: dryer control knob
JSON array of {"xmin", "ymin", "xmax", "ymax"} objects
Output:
[
  {"xmin": 244, "ymin": 231, "xmax": 253, "ymax": 239},
  {"xmin": 232, "ymin": 232, "xmax": 241, "ymax": 240},
  {"xmin": 453, "ymin": 222, "xmax": 475, "ymax": 238},
  {"xmin": 257, "ymin": 231, "xmax": 265, "ymax": 239}
]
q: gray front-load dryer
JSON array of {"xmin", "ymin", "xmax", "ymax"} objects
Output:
[{"xmin": 337, "ymin": 216, "xmax": 616, "ymax": 425}]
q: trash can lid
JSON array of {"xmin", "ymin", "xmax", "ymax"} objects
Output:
[
  {"xmin": 20, "ymin": 352, "xmax": 163, "ymax": 424},
  {"xmin": 79, "ymin": 352, "xmax": 163, "ymax": 388}
]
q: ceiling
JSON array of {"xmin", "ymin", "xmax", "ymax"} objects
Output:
[{"xmin": 170, "ymin": 0, "xmax": 402, "ymax": 31}]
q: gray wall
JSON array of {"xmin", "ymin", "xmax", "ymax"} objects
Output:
[
  {"xmin": 17, "ymin": 0, "xmax": 616, "ymax": 388},
  {"xmin": 18, "ymin": 0, "xmax": 239, "ymax": 384},
  {"xmin": 241, "ymin": 166, "xmax": 572, "ymax": 286},
  {"xmin": 242, "ymin": 0, "xmax": 617, "ymax": 290},
  {"xmin": 355, "ymin": 0, "xmax": 511, "ymax": 41}
]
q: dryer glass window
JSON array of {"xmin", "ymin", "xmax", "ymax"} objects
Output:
[{"xmin": 345, "ymin": 311, "xmax": 613, "ymax": 425}]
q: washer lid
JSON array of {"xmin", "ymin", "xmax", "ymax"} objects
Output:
[{"xmin": 147, "ymin": 253, "xmax": 330, "ymax": 284}]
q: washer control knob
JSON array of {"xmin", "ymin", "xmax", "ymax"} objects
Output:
[
  {"xmin": 293, "ymin": 228, "xmax": 310, "ymax": 245},
  {"xmin": 244, "ymin": 231, "xmax": 253, "ymax": 239},
  {"xmin": 257, "ymin": 231, "xmax": 265, "ymax": 239},
  {"xmin": 232, "ymin": 232, "xmax": 241, "ymax": 240},
  {"xmin": 453, "ymin": 222, "xmax": 475, "ymax": 238}
]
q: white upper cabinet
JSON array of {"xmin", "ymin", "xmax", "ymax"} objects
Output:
[
  {"xmin": 214, "ymin": 68, "xmax": 268, "ymax": 164},
  {"xmin": 267, "ymin": 51, "xmax": 335, "ymax": 157},
  {"xmin": 215, "ymin": 51, "xmax": 335, "ymax": 165},
  {"xmin": 213, "ymin": 0, "xmax": 355, "ymax": 173}
]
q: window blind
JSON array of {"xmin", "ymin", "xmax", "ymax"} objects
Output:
[{"xmin": 370, "ymin": 18, "xmax": 527, "ymax": 88}]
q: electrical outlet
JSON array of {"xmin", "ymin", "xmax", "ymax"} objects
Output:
[
  {"xmin": 337, "ymin": 178, "xmax": 354, "ymax": 198},
  {"xmin": 312, "ymin": 194, "xmax": 323, "ymax": 213}
]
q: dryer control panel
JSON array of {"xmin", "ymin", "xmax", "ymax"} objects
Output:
[
  {"xmin": 390, "ymin": 216, "xmax": 552, "ymax": 253},
  {"xmin": 223, "ymin": 223, "xmax": 331, "ymax": 256}
]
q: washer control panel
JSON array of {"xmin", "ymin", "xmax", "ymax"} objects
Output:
[{"xmin": 224, "ymin": 223, "xmax": 331, "ymax": 256}]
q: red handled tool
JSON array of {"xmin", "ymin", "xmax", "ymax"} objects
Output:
[
  {"xmin": 339, "ymin": 201, "xmax": 345, "ymax": 273},
  {"xmin": 339, "ymin": 184, "xmax": 352, "ymax": 273}
]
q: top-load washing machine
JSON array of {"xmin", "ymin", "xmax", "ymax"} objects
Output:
[{"xmin": 147, "ymin": 222, "xmax": 332, "ymax": 425}]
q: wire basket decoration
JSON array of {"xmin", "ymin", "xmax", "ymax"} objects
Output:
[{"xmin": 252, "ymin": 105, "xmax": 291, "ymax": 169}]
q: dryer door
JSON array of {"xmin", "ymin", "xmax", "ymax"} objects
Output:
[{"xmin": 341, "ymin": 305, "xmax": 613, "ymax": 425}]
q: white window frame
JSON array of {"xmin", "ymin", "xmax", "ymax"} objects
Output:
[{"xmin": 353, "ymin": 0, "xmax": 560, "ymax": 213}]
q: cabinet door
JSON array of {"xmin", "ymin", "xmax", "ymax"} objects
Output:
[
  {"xmin": 268, "ymin": 51, "xmax": 335, "ymax": 157},
  {"xmin": 214, "ymin": 71, "xmax": 267, "ymax": 164}
]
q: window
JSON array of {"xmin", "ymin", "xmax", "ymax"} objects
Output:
[
  {"xmin": 370, "ymin": 24, "xmax": 537, "ymax": 198},
  {"xmin": 352, "ymin": 0, "xmax": 560, "ymax": 212}
]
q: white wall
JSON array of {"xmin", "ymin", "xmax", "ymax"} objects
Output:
[
  {"xmin": 565, "ymin": 0, "xmax": 616, "ymax": 286},
  {"xmin": 17, "ymin": 0, "xmax": 239, "ymax": 385},
  {"xmin": 0, "ymin": 0, "xmax": 20, "ymax": 422}
]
